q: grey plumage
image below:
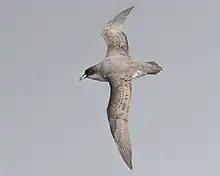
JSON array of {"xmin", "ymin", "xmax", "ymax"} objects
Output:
[
  {"xmin": 107, "ymin": 72, "xmax": 133, "ymax": 169},
  {"xmin": 80, "ymin": 6, "xmax": 162, "ymax": 170},
  {"xmin": 101, "ymin": 6, "xmax": 134, "ymax": 57}
]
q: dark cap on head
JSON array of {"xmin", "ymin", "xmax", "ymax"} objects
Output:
[
  {"xmin": 84, "ymin": 65, "xmax": 98, "ymax": 76},
  {"xmin": 85, "ymin": 68, "xmax": 94, "ymax": 76},
  {"xmin": 79, "ymin": 65, "xmax": 98, "ymax": 81}
]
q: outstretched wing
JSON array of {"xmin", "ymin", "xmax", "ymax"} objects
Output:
[
  {"xmin": 101, "ymin": 6, "xmax": 134, "ymax": 57},
  {"xmin": 106, "ymin": 73, "xmax": 133, "ymax": 169}
]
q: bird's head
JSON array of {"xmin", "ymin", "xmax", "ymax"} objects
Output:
[{"xmin": 79, "ymin": 65, "xmax": 103, "ymax": 81}]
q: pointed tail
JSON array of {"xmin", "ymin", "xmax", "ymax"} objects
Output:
[{"xmin": 145, "ymin": 61, "xmax": 163, "ymax": 75}]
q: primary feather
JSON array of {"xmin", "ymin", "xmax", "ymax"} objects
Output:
[
  {"xmin": 107, "ymin": 72, "xmax": 133, "ymax": 169},
  {"xmin": 101, "ymin": 6, "xmax": 134, "ymax": 57}
]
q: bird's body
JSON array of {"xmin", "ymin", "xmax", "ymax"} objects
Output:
[
  {"xmin": 87, "ymin": 56, "xmax": 161, "ymax": 82},
  {"xmin": 80, "ymin": 6, "xmax": 162, "ymax": 170}
]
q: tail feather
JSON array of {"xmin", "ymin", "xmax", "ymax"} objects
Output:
[{"xmin": 145, "ymin": 61, "xmax": 163, "ymax": 75}]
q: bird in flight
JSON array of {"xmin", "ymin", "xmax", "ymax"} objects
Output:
[{"xmin": 79, "ymin": 6, "xmax": 162, "ymax": 170}]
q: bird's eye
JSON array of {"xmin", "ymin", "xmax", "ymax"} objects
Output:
[{"xmin": 85, "ymin": 69, "xmax": 93, "ymax": 75}]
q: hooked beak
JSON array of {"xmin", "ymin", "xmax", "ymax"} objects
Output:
[{"xmin": 79, "ymin": 74, "xmax": 87, "ymax": 81}]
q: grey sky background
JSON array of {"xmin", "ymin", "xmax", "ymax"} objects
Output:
[{"xmin": 0, "ymin": 0, "xmax": 219, "ymax": 175}]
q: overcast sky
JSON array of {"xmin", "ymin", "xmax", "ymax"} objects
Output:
[{"xmin": 0, "ymin": 0, "xmax": 220, "ymax": 175}]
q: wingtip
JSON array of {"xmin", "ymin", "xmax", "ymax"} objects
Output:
[
  {"xmin": 128, "ymin": 164, "xmax": 133, "ymax": 170},
  {"xmin": 125, "ymin": 160, "xmax": 133, "ymax": 170},
  {"xmin": 128, "ymin": 6, "xmax": 135, "ymax": 10},
  {"xmin": 108, "ymin": 6, "xmax": 135, "ymax": 26},
  {"xmin": 123, "ymin": 6, "xmax": 135, "ymax": 14},
  {"xmin": 123, "ymin": 155, "xmax": 133, "ymax": 170}
]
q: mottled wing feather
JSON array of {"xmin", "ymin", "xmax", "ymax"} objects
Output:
[
  {"xmin": 101, "ymin": 6, "xmax": 134, "ymax": 57},
  {"xmin": 107, "ymin": 73, "xmax": 133, "ymax": 169},
  {"xmin": 107, "ymin": 6, "xmax": 134, "ymax": 29}
]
